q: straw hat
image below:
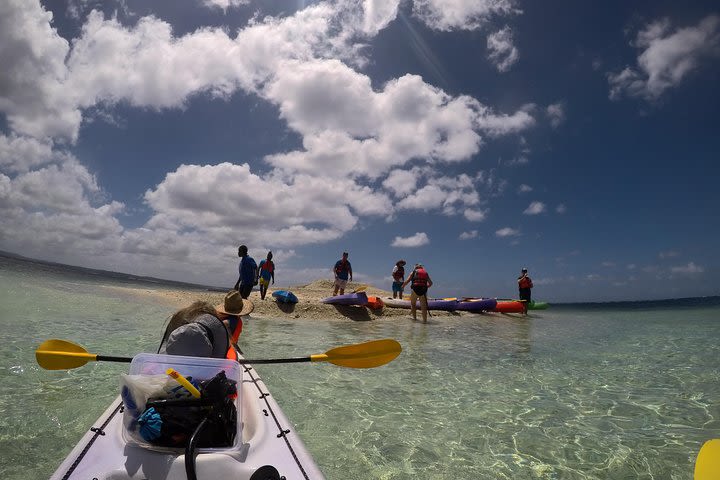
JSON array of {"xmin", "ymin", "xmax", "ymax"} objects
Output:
[{"xmin": 215, "ymin": 290, "xmax": 254, "ymax": 316}]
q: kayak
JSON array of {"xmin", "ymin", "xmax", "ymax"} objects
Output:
[
  {"xmin": 49, "ymin": 352, "xmax": 324, "ymax": 480},
  {"xmin": 528, "ymin": 300, "xmax": 549, "ymax": 310},
  {"xmin": 383, "ymin": 298, "xmax": 458, "ymax": 311},
  {"xmin": 493, "ymin": 300, "xmax": 525, "ymax": 313},
  {"xmin": 498, "ymin": 298, "xmax": 549, "ymax": 310},
  {"xmin": 272, "ymin": 290, "xmax": 298, "ymax": 304},
  {"xmin": 455, "ymin": 298, "xmax": 497, "ymax": 312},
  {"xmin": 366, "ymin": 296, "xmax": 384, "ymax": 310},
  {"xmin": 321, "ymin": 291, "xmax": 368, "ymax": 306}
]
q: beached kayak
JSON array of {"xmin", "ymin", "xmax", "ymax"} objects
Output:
[
  {"xmin": 493, "ymin": 300, "xmax": 525, "ymax": 313},
  {"xmin": 455, "ymin": 298, "xmax": 497, "ymax": 312},
  {"xmin": 272, "ymin": 290, "xmax": 299, "ymax": 304},
  {"xmin": 528, "ymin": 300, "xmax": 549, "ymax": 310},
  {"xmin": 320, "ymin": 291, "xmax": 368, "ymax": 306},
  {"xmin": 383, "ymin": 298, "xmax": 458, "ymax": 311},
  {"xmin": 366, "ymin": 296, "xmax": 384, "ymax": 310},
  {"xmin": 49, "ymin": 353, "xmax": 324, "ymax": 480}
]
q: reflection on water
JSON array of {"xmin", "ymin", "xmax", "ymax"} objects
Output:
[{"xmin": 1, "ymin": 256, "xmax": 719, "ymax": 480}]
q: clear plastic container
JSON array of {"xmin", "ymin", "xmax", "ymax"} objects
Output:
[{"xmin": 122, "ymin": 353, "xmax": 242, "ymax": 453}]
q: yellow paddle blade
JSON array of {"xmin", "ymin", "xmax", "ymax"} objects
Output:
[
  {"xmin": 35, "ymin": 339, "xmax": 97, "ymax": 370},
  {"xmin": 310, "ymin": 339, "xmax": 401, "ymax": 368},
  {"xmin": 352, "ymin": 285, "xmax": 368, "ymax": 293},
  {"xmin": 696, "ymin": 439, "xmax": 720, "ymax": 479}
]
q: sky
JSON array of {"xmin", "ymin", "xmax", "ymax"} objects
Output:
[{"xmin": 1, "ymin": 0, "xmax": 719, "ymax": 302}]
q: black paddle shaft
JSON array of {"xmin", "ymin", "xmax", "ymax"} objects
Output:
[
  {"xmin": 240, "ymin": 357, "xmax": 310, "ymax": 365},
  {"xmin": 97, "ymin": 355, "xmax": 132, "ymax": 363}
]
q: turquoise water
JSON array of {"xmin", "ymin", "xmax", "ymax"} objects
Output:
[{"xmin": 1, "ymin": 255, "xmax": 719, "ymax": 479}]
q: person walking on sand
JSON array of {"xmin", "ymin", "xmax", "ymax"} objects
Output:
[
  {"xmin": 233, "ymin": 245, "xmax": 257, "ymax": 299},
  {"xmin": 402, "ymin": 263, "xmax": 433, "ymax": 322},
  {"xmin": 257, "ymin": 251, "xmax": 275, "ymax": 300},
  {"xmin": 392, "ymin": 260, "xmax": 406, "ymax": 299},
  {"xmin": 332, "ymin": 251, "xmax": 353, "ymax": 296},
  {"xmin": 517, "ymin": 267, "xmax": 533, "ymax": 314}
]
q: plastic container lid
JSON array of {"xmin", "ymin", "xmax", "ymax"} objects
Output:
[{"xmin": 122, "ymin": 353, "xmax": 242, "ymax": 453}]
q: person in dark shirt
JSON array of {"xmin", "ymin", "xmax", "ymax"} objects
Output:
[
  {"xmin": 233, "ymin": 245, "xmax": 257, "ymax": 299},
  {"xmin": 332, "ymin": 251, "xmax": 353, "ymax": 295}
]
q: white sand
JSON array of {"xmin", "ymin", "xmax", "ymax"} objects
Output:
[{"xmin": 99, "ymin": 279, "xmax": 423, "ymax": 321}]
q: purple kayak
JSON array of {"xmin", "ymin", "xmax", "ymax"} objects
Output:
[
  {"xmin": 455, "ymin": 298, "xmax": 497, "ymax": 312},
  {"xmin": 321, "ymin": 291, "xmax": 368, "ymax": 306},
  {"xmin": 384, "ymin": 297, "xmax": 458, "ymax": 311}
]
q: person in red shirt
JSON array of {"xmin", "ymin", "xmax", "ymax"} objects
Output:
[{"xmin": 517, "ymin": 268, "xmax": 533, "ymax": 314}]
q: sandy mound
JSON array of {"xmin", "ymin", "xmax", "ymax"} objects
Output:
[{"xmin": 106, "ymin": 279, "xmax": 418, "ymax": 321}]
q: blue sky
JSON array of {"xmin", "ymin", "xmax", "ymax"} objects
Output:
[{"xmin": 1, "ymin": 0, "xmax": 718, "ymax": 302}]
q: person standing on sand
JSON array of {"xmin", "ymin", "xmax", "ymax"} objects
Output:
[
  {"xmin": 257, "ymin": 251, "xmax": 275, "ymax": 300},
  {"xmin": 332, "ymin": 251, "xmax": 353, "ymax": 296},
  {"xmin": 392, "ymin": 260, "xmax": 406, "ymax": 299},
  {"xmin": 402, "ymin": 263, "xmax": 433, "ymax": 322},
  {"xmin": 233, "ymin": 245, "xmax": 257, "ymax": 299},
  {"xmin": 518, "ymin": 267, "xmax": 533, "ymax": 314}
]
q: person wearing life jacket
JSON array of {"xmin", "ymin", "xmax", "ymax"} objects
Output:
[
  {"xmin": 392, "ymin": 260, "xmax": 407, "ymax": 299},
  {"xmin": 159, "ymin": 290, "xmax": 254, "ymax": 361},
  {"xmin": 332, "ymin": 251, "xmax": 353, "ymax": 296},
  {"xmin": 401, "ymin": 264, "xmax": 433, "ymax": 322},
  {"xmin": 517, "ymin": 268, "xmax": 533, "ymax": 314},
  {"xmin": 257, "ymin": 251, "xmax": 275, "ymax": 300}
]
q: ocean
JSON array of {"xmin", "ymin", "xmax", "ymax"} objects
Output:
[{"xmin": 1, "ymin": 253, "xmax": 718, "ymax": 479}]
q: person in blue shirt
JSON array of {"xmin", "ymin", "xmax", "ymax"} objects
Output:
[
  {"xmin": 233, "ymin": 245, "xmax": 257, "ymax": 299},
  {"xmin": 332, "ymin": 251, "xmax": 353, "ymax": 296},
  {"xmin": 257, "ymin": 251, "xmax": 275, "ymax": 300}
]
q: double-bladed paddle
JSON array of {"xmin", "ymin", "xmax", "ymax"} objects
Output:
[{"xmin": 35, "ymin": 338, "xmax": 401, "ymax": 371}]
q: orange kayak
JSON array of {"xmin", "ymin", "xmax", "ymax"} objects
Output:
[
  {"xmin": 493, "ymin": 300, "xmax": 525, "ymax": 313},
  {"xmin": 366, "ymin": 296, "xmax": 384, "ymax": 310}
]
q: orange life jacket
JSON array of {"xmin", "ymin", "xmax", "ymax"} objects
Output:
[
  {"xmin": 412, "ymin": 268, "xmax": 429, "ymax": 287},
  {"xmin": 518, "ymin": 276, "xmax": 533, "ymax": 289},
  {"xmin": 225, "ymin": 317, "xmax": 243, "ymax": 361},
  {"xmin": 261, "ymin": 260, "xmax": 274, "ymax": 273}
]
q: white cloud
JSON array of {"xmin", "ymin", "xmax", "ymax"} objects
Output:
[
  {"xmin": 459, "ymin": 230, "xmax": 478, "ymax": 240},
  {"xmin": 474, "ymin": 104, "xmax": 536, "ymax": 137},
  {"xmin": 0, "ymin": 0, "xmax": 79, "ymax": 140},
  {"xmin": 495, "ymin": 227, "xmax": 520, "ymax": 237},
  {"xmin": 556, "ymin": 204, "xmax": 567, "ymax": 214},
  {"xmin": 487, "ymin": 26, "xmax": 519, "ymax": 72},
  {"xmin": 517, "ymin": 184, "xmax": 532, "ymax": 193},
  {"xmin": 671, "ymin": 262, "xmax": 704, "ymax": 274},
  {"xmin": 200, "ymin": 0, "xmax": 250, "ymax": 12},
  {"xmin": 391, "ymin": 232, "xmax": 430, "ymax": 247},
  {"xmin": 412, "ymin": 0, "xmax": 519, "ymax": 32},
  {"xmin": 383, "ymin": 168, "xmax": 421, "ymax": 197},
  {"xmin": 523, "ymin": 201, "xmax": 546, "ymax": 215},
  {"xmin": 463, "ymin": 208, "xmax": 487, "ymax": 221},
  {"xmin": 0, "ymin": 134, "xmax": 55, "ymax": 173},
  {"xmin": 546, "ymin": 102, "xmax": 565, "ymax": 127},
  {"xmin": 608, "ymin": 15, "xmax": 720, "ymax": 101},
  {"xmin": 659, "ymin": 250, "xmax": 679, "ymax": 259}
]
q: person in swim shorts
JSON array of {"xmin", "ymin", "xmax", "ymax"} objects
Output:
[
  {"xmin": 332, "ymin": 251, "xmax": 353, "ymax": 295},
  {"xmin": 391, "ymin": 260, "xmax": 406, "ymax": 299},
  {"xmin": 402, "ymin": 263, "xmax": 433, "ymax": 322},
  {"xmin": 257, "ymin": 251, "xmax": 275, "ymax": 300}
]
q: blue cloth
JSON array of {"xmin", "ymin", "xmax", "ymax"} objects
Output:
[
  {"xmin": 334, "ymin": 260, "xmax": 351, "ymax": 280},
  {"xmin": 392, "ymin": 281, "xmax": 403, "ymax": 293},
  {"xmin": 138, "ymin": 407, "xmax": 162, "ymax": 441},
  {"xmin": 238, "ymin": 256, "xmax": 257, "ymax": 285}
]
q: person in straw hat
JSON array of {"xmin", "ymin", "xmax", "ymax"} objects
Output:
[{"xmin": 159, "ymin": 290, "xmax": 254, "ymax": 359}]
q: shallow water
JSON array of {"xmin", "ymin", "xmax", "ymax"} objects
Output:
[{"xmin": 1, "ymin": 255, "xmax": 719, "ymax": 479}]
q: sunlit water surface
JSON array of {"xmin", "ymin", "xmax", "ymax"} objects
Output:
[{"xmin": 1, "ymin": 256, "xmax": 718, "ymax": 479}]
